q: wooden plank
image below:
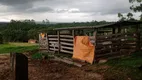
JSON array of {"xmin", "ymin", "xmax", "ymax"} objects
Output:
[
  {"xmin": 61, "ymin": 42, "xmax": 73, "ymax": 46},
  {"xmin": 96, "ymin": 33, "xmax": 122, "ymax": 39},
  {"xmin": 96, "ymin": 51, "xmax": 120, "ymax": 57},
  {"xmin": 57, "ymin": 31, "xmax": 60, "ymax": 53},
  {"xmin": 49, "ymin": 44, "xmax": 58, "ymax": 47},
  {"xmin": 60, "ymin": 39, "xmax": 73, "ymax": 42},
  {"xmin": 10, "ymin": 53, "xmax": 28, "ymax": 80},
  {"xmin": 54, "ymin": 57, "xmax": 83, "ymax": 67},
  {"xmin": 48, "ymin": 35, "xmax": 58, "ymax": 37},
  {"xmin": 96, "ymin": 33, "xmax": 137, "ymax": 40},
  {"xmin": 47, "ymin": 34, "xmax": 49, "ymax": 50},
  {"xmin": 121, "ymin": 40, "xmax": 136, "ymax": 43},
  {"xmin": 136, "ymin": 24, "xmax": 141, "ymax": 50},
  {"xmin": 96, "ymin": 47, "xmax": 119, "ymax": 54},
  {"xmin": 121, "ymin": 43, "xmax": 136, "ymax": 46},
  {"xmin": 50, "ymin": 48, "xmax": 58, "ymax": 51},
  {"xmin": 48, "ymin": 38, "xmax": 58, "ymax": 41},
  {"xmin": 121, "ymin": 46, "xmax": 136, "ymax": 49},
  {"xmin": 61, "ymin": 46, "xmax": 73, "ymax": 50},
  {"xmin": 60, "ymin": 35, "xmax": 73, "ymax": 38},
  {"xmin": 61, "ymin": 49, "xmax": 73, "ymax": 54},
  {"xmin": 49, "ymin": 41, "xmax": 58, "ymax": 44},
  {"xmin": 89, "ymin": 36, "xmax": 95, "ymax": 40}
]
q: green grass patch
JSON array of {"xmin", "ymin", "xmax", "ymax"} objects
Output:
[
  {"xmin": 32, "ymin": 52, "xmax": 43, "ymax": 59},
  {"xmin": 103, "ymin": 51, "xmax": 142, "ymax": 80},
  {"xmin": 0, "ymin": 42, "xmax": 38, "ymax": 54}
]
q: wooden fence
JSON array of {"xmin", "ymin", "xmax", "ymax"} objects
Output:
[
  {"xmin": 39, "ymin": 31, "xmax": 140, "ymax": 60},
  {"xmin": 39, "ymin": 21, "xmax": 142, "ymax": 60}
]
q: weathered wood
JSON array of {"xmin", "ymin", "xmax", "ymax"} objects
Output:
[
  {"xmin": 10, "ymin": 53, "xmax": 28, "ymax": 80},
  {"xmin": 49, "ymin": 44, "xmax": 59, "ymax": 47},
  {"xmin": 60, "ymin": 38, "xmax": 73, "ymax": 42},
  {"xmin": 47, "ymin": 34, "xmax": 49, "ymax": 50},
  {"xmin": 96, "ymin": 51, "xmax": 120, "ymax": 57},
  {"xmin": 60, "ymin": 42, "xmax": 73, "ymax": 46},
  {"xmin": 121, "ymin": 46, "xmax": 136, "ymax": 49},
  {"xmin": 49, "ymin": 41, "xmax": 58, "ymax": 44},
  {"xmin": 50, "ymin": 48, "xmax": 58, "ymax": 51},
  {"xmin": 48, "ymin": 35, "xmax": 58, "ymax": 37},
  {"xmin": 48, "ymin": 38, "xmax": 58, "ymax": 41},
  {"xmin": 61, "ymin": 45, "xmax": 73, "ymax": 50},
  {"xmin": 61, "ymin": 49, "xmax": 73, "ymax": 54},
  {"xmin": 72, "ymin": 30, "xmax": 75, "ymax": 37},
  {"xmin": 60, "ymin": 35, "xmax": 73, "ymax": 38},
  {"xmin": 136, "ymin": 24, "xmax": 141, "ymax": 50},
  {"xmin": 96, "ymin": 47, "xmax": 119, "ymax": 54},
  {"xmin": 54, "ymin": 57, "xmax": 83, "ymax": 67},
  {"xmin": 96, "ymin": 33, "xmax": 136, "ymax": 40},
  {"xmin": 57, "ymin": 31, "xmax": 60, "ymax": 53}
]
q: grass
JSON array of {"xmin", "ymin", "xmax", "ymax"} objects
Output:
[
  {"xmin": 0, "ymin": 42, "xmax": 38, "ymax": 54},
  {"xmin": 101, "ymin": 51, "xmax": 142, "ymax": 80}
]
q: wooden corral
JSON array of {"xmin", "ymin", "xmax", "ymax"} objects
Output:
[{"xmin": 39, "ymin": 21, "xmax": 142, "ymax": 61}]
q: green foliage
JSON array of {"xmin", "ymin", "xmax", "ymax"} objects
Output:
[
  {"xmin": 129, "ymin": 0, "xmax": 142, "ymax": 20},
  {"xmin": 0, "ymin": 19, "xmax": 111, "ymax": 42},
  {"xmin": 0, "ymin": 19, "xmax": 49, "ymax": 42},
  {"xmin": 0, "ymin": 33, "xmax": 3, "ymax": 44},
  {"xmin": 32, "ymin": 53, "xmax": 43, "ymax": 59},
  {"xmin": 118, "ymin": 12, "xmax": 135, "ymax": 21}
]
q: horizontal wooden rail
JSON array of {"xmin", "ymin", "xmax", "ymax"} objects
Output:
[
  {"xmin": 96, "ymin": 51, "xmax": 120, "ymax": 57},
  {"xmin": 96, "ymin": 47, "xmax": 119, "ymax": 54},
  {"xmin": 61, "ymin": 49, "xmax": 73, "ymax": 54},
  {"xmin": 60, "ymin": 39, "xmax": 73, "ymax": 42},
  {"xmin": 61, "ymin": 46, "xmax": 73, "ymax": 50},
  {"xmin": 48, "ymin": 35, "xmax": 58, "ymax": 37},
  {"xmin": 49, "ymin": 44, "xmax": 59, "ymax": 47},
  {"xmin": 60, "ymin": 35, "xmax": 74, "ymax": 38},
  {"xmin": 49, "ymin": 41, "xmax": 58, "ymax": 44},
  {"xmin": 61, "ymin": 42, "xmax": 73, "ymax": 46},
  {"xmin": 50, "ymin": 48, "xmax": 58, "ymax": 51},
  {"xmin": 48, "ymin": 38, "xmax": 58, "ymax": 41}
]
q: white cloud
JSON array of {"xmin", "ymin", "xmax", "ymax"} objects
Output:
[{"xmin": 0, "ymin": 0, "xmax": 140, "ymax": 22}]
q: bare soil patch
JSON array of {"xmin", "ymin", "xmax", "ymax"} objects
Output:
[{"xmin": 0, "ymin": 54, "xmax": 104, "ymax": 80}]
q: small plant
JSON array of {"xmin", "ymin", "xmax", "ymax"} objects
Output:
[{"xmin": 32, "ymin": 53, "xmax": 43, "ymax": 59}]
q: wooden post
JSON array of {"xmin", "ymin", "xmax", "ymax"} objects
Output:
[
  {"xmin": 57, "ymin": 31, "xmax": 60, "ymax": 54},
  {"xmin": 117, "ymin": 25, "xmax": 122, "ymax": 54},
  {"xmin": 118, "ymin": 26, "xmax": 121, "ymax": 33},
  {"xmin": 136, "ymin": 24, "xmax": 141, "ymax": 51},
  {"xmin": 46, "ymin": 34, "xmax": 49, "ymax": 51},
  {"xmin": 10, "ymin": 53, "xmax": 28, "ymax": 80},
  {"xmin": 112, "ymin": 28, "xmax": 116, "ymax": 34},
  {"xmin": 72, "ymin": 30, "xmax": 75, "ymax": 37}
]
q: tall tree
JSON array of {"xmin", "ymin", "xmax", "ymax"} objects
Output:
[
  {"xmin": 118, "ymin": 13, "xmax": 126, "ymax": 21},
  {"xmin": 129, "ymin": 0, "xmax": 142, "ymax": 20}
]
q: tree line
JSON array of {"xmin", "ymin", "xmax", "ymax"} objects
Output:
[{"xmin": 0, "ymin": 20, "xmax": 112, "ymax": 42}]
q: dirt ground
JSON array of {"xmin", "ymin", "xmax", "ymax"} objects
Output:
[{"xmin": 0, "ymin": 54, "xmax": 109, "ymax": 80}]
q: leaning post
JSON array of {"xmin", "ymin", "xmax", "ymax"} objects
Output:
[
  {"xmin": 10, "ymin": 53, "xmax": 28, "ymax": 80},
  {"xmin": 57, "ymin": 31, "xmax": 60, "ymax": 54}
]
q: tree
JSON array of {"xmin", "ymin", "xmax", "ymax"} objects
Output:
[
  {"xmin": 118, "ymin": 13, "xmax": 127, "ymax": 21},
  {"xmin": 129, "ymin": 0, "xmax": 142, "ymax": 20},
  {"xmin": 127, "ymin": 12, "xmax": 133, "ymax": 19}
]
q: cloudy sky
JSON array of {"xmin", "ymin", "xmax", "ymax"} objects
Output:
[{"xmin": 0, "ymin": 0, "xmax": 140, "ymax": 22}]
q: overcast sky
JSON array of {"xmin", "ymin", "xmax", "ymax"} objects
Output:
[{"xmin": 0, "ymin": 0, "xmax": 140, "ymax": 22}]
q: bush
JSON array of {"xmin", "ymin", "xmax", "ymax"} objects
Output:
[
  {"xmin": 0, "ymin": 33, "xmax": 3, "ymax": 44},
  {"xmin": 32, "ymin": 53, "xmax": 43, "ymax": 59}
]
